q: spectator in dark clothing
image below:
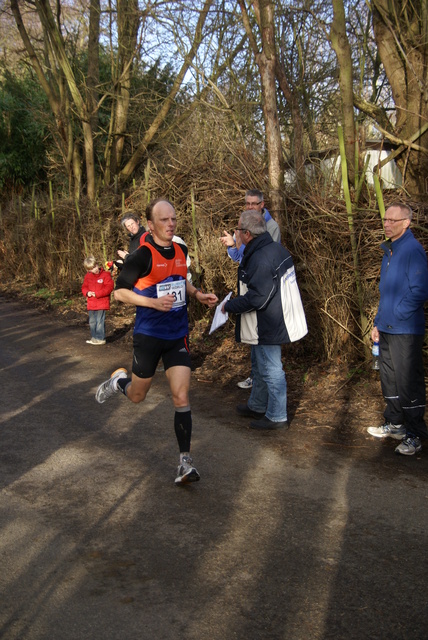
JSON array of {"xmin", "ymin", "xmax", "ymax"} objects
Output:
[
  {"xmin": 367, "ymin": 203, "xmax": 428, "ymax": 456},
  {"xmin": 117, "ymin": 213, "xmax": 146, "ymax": 261},
  {"xmin": 223, "ymin": 210, "xmax": 307, "ymax": 431}
]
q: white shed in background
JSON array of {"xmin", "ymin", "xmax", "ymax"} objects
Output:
[
  {"xmin": 364, "ymin": 149, "xmax": 402, "ymax": 188},
  {"xmin": 285, "ymin": 144, "xmax": 402, "ymax": 189}
]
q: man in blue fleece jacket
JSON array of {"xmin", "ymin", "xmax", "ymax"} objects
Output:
[{"xmin": 367, "ymin": 203, "xmax": 428, "ymax": 455}]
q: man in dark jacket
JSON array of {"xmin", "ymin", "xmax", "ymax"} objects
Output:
[
  {"xmin": 223, "ymin": 210, "xmax": 307, "ymax": 430},
  {"xmin": 220, "ymin": 188, "xmax": 281, "ymax": 390},
  {"xmin": 367, "ymin": 203, "xmax": 428, "ymax": 455}
]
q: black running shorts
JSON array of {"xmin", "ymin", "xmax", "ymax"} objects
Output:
[{"xmin": 132, "ymin": 333, "xmax": 191, "ymax": 378}]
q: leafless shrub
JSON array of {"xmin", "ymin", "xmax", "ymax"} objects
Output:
[{"xmin": 1, "ymin": 143, "xmax": 426, "ymax": 362}]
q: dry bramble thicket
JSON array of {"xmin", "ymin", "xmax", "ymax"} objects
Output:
[{"xmin": 0, "ymin": 145, "xmax": 427, "ymax": 368}]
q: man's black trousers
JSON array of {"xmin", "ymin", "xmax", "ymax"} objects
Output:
[{"xmin": 379, "ymin": 332, "xmax": 427, "ymax": 441}]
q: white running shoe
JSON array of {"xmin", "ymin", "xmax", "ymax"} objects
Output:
[
  {"xmin": 395, "ymin": 436, "xmax": 422, "ymax": 456},
  {"xmin": 95, "ymin": 368, "xmax": 128, "ymax": 403},
  {"xmin": 367, "ymin": 422, "xmax": 405, "ymax": 440},
  {"xmin": 237, "ymin": 376, "xmax": 253, "ymax": 389},
  {"xmin": 175, "ymin": 456, "xmax": 200, "ymax": 485}
]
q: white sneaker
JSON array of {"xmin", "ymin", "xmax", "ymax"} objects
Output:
[
  {"xmin": 237, "ymin": 376, "xmax": 253, "ymax": 389},
  {"xmin": 95, "ymin": 368, "xmax": 128, "ymax": 403},
  {"xmin": 395, "ymin": 436, "xmax": 422, "ymax": 456},
  {"xmin": 175, "ymin": 456, "xmax": 200, "ymax": 485},
  {"xmin": 367, "ymin": 422, "xmax": 405, "ymax": 440}
]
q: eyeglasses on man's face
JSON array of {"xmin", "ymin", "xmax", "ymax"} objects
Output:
[
  {"xmin": 245, "ymin": 200, "xmax": 262, "ymax": 207},
  {"xmin": 384, "ymin": 218, "xmax": 408, "ymax": 224},
  {"xmin": 235, "ymin": 227, "xmax": 248, "ymax": 232}
]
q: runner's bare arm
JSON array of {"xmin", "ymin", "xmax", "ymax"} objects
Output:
[
  {"xmin": 114, "ymin": 288, "xmax": 175, "ymax": 311},
  {"xmin": 186, "ymin": 282, "xmax": 218, "ymax": 308}
]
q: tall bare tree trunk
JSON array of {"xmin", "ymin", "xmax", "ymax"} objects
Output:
[
  {"xmin": 33, "ymin": 0, "xmax": 96, "ymax": 200},
  {"xmin": 10, "ymin": 0, "xmax": 85, "ymax": 197},
  {"xmin": 330, "ymin": 0, "xmax": 356, "ymax": 186},
  {"xmin": 105, "ymin": 0, "xmax": 140, "ymax": 184},
  {"xmin": 372, "ymin": 0, "xmax": 428, "ymax": 196},
  {"xmin": 116, "ymin": 0, "xmax": 139, "ymax": 168},
  {"xmin": 87, "ymin": 0, "xmax": 100, "ymax": 138},
  {"xmin": 275, "ymin": 62, "xmax": 306, "ymax": 189},
  {"xmin": 118, "ymin": 0, "xmax": 213, "ymax": 183},
  {"xmin": 238, "ymin": 0, "xmax": 284, "ymax": 220}
]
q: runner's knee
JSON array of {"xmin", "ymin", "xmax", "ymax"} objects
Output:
[{"xmin": 127, "ymin": 378, "xmax": 151, "ymax": 403}]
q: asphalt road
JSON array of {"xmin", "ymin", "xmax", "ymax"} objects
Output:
[{"xmin": 0, "ymin": 298, "xmax": 427, "ymax": 640}]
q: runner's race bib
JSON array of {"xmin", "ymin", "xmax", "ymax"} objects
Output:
[{"xmin": 156, "ymin": 280, "xmax": 186, "ymax": 308}]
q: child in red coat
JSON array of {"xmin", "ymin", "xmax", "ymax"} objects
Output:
[{"xmin": 82, "ymin": 256, "xmax": 114, "ymax": 345}]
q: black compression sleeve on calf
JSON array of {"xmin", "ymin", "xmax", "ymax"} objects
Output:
[
  {"xmin": 117, "ymin": 377, "xmax": 131, "ymax": 395},
  {"xmin": 174, "ymin": 408, "xmax": 192, "ymax": 453}
]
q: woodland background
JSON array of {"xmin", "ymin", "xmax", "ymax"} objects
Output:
[{"xmin": 0, "ymin": 0, "xmax": 427, "ymax": 363}]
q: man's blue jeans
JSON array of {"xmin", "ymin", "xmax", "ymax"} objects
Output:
[
  {"xmin": 88, "ymin": 309, "xmax": 106, "ymax": 341},
  {"xmin": 248, "ymin": 344, "xmax": 287, "ymax": 422}
]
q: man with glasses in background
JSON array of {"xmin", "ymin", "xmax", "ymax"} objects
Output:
[
  {"xmin": 220, "ymin": 189, "xmax": 281, "ymax": 389},
  {"xmin": 367, "ymin": 203, "xmax": 428, "ymax": 455}
]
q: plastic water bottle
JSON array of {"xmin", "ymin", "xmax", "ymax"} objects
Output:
[{"xmin": 372, "ymin": 341, "xmax": 380, "ymax": 370}]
